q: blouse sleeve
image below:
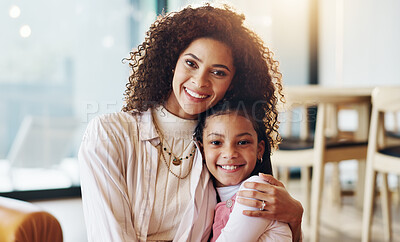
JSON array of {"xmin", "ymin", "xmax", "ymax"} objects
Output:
[
  {"xmin": 216, "ymin": 176, "xmax": 292, "ymax": 242},
  {"xmin": 78, "ymin": 114, "xmax": 138, "ymax": 242}
]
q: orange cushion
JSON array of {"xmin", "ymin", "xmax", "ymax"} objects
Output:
[{"xmin": 0, "ymin": 197, "xmax": 63, "ymax": 242}]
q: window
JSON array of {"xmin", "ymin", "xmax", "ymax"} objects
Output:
[{"xmin": 0, "ymin": 0, "xmax": 157, "ymax": 196}]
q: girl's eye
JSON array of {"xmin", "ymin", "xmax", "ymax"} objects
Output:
[
  {"xmin": 210, "ymin": 140, "xmax": 221, "ymax": 145},
  {"xmin": 211, "ymin": 70, "xmax": 227, "ymax": 77},
  {"xmin": 185, "ymin": 60, "xmax": 197, "ymax": 68},
  {"xmin": 238, "ymin": 140, "xmax": 250, "ymax": 145}
]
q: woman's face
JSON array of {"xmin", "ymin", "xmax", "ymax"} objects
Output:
[
  {"xmin": 165, "ymin": 38, "xmax": 235, "ymax": 119},
  {"xmin": 202, "ymin": 113, "xmax": 265, "ymax": 187}
]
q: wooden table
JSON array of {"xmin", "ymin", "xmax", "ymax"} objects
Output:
[{"xmin": 279, "ymin": 85, "xmax": 374, "ymax": 242}]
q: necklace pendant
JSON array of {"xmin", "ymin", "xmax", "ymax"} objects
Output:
[{"xmin": 172, "ymin": 158, "xmax": 181, "ymax": 166}]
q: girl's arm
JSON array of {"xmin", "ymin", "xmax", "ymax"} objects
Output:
[
  {"xmin": 236, "ymin": 174, "xmax": 303, "ymax": 242},
  {"xmin": 216, "ymin": 176, "xmax": 292, "ymax": 242},
  {"xmin": 79, "ymin": 115, "xmax": 138, "ymax": 242}
]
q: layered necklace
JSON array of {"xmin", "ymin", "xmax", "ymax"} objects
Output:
[{"xmin": 152, "ymin": 109, "xmax": 197, "ymax": 179}]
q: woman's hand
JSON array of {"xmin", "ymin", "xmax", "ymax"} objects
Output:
[{"xmin": 236, "ymin": 173, "xmax": 303, "ymax": 242}]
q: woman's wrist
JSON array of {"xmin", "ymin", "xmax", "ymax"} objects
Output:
[{"xmin": 288, "ymin": 200, "xmax": 303, "ymax": 242}]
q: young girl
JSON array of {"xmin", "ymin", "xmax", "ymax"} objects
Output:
[
  {"xmin": 196, "ymin": 101, "xmax": 292, "ymax": 241},
  {"xmin": 79, "ymin": 4, "xmax": 303, "ymax": 242}
]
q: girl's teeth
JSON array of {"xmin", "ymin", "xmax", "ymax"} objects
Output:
[
  {"xmin": 221, "ymin": 165, "xmax": 238, "ymax": 170},
  {"xmin": 185, "ymin": 88, "xmax": 207, "ymax": 99}
]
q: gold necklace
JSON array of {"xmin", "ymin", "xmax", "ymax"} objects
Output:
[
  {"xmin": 152, "ymin": 109, "xmax": 196, "ymax": 179},
  {"xmin": 157, "ymin": 144, "xmax": 195, "ymax": 179},
  {"xmin": 161, "ymin": 137, "xmax": 196, "ymax": 165}
]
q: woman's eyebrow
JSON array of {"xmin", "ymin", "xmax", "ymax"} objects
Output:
[
  {"xmin": 184, "ymin": 53, "xmax": 231, "ymax": 72},
  {"xmin": 184, "ymin": 53, "xmax": 202, "ymax": 62}
]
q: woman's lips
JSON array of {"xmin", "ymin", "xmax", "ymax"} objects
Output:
[{"xmin": 184, "ymin": 87, "xmax": 209, "ymax": 100}]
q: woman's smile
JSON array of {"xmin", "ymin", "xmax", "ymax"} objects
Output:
[{"xmin": 165, "ymin": 38, "xmax": 235, "ymax": 119}]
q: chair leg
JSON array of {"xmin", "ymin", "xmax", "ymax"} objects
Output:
[
  {"xmin": 397, "ymin": 175, "xmax": 400, "ymax": 207},
  {"xmin": 301, "ymin": 166, "xmax": 311, "ymax": 224},
  {"xmin": 281, "ymin": 166, "xmax": 290, "ymax": 187},
  {"xmin": 331, "ymin": 163, "xmax": 342, "ymax": 207},
  {"xmin": 310, "ymin": 162, "xmax": 325, "ymax": 242},
  {"xmin": 356, "ymin": 159, "xmax": 366, "ymax": 208},
  {"xmin": 361, "ymin": 169, "xmax": 377, "ymax": 242},
  {"xmin": 380, "ymin": 173, "xmax": 392, "ymax": 241}
]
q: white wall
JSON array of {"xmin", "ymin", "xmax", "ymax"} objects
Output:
[
  {"xmin": 319, "ymin": 0, "xmax": 400, "ymax": 86},
  {"xmin": 169, "ymin": 0, "xmax": 311, "ymax": 86}
]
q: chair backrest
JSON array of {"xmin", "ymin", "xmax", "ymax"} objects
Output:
[
  {"xmin": 371, "ymin": 87, "xmax": 400, "ymax": 112},
  {"xmin": 7, "ymin": 116, "xmax": 79, "ymax": 169},
  {"xmin": 369, "ymin": 86, "xmax": 400, "ymax": 151}
]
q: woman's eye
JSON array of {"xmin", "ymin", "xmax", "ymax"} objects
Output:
[
  {"xmin": 212, "ymin": 70, "xmax": 227, "ymax": 77},
  {"xmin": 185, "ymin": 60, "xmax": 197, "ymax": 68}
]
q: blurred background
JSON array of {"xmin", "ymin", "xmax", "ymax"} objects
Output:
[{"xmin": 0, "ymin": 0, "xmax": 399, "ymax": 241}]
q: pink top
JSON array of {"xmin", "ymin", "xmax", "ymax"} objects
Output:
[
  {"xmin": 211, "ymin": 195, "xmax": 237, "ymax": 242},
  {"xmin": 209, "ymin": 175, "xmax": 292, "ymax": 242}
]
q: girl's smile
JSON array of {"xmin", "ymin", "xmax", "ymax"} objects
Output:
[{"xmin": 202, "ymin": 113, "xmax": 265, "ymax": 187}]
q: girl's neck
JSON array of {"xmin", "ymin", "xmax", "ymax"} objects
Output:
[{"xmin": 215, "ymin": 183, "xmax": 242, "ymax": 202}]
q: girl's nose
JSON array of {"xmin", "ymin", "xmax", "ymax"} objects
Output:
[{"xmin": 222, "ymin": 145, "xmax": 238, "ymax": 159}]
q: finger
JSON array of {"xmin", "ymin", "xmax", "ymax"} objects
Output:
[
  {"xmin": 242, "ymin": 181, "xmax": 271, "ymax": 192},
  {"xmin": 242, "ymin": 210, "xmax": 273, "ymax": 218},
  {"xmin": 236, "ymin": 197, "xmax": 267, "ymax": 210},
  {"xmin": 259, "ymin": 173, "xmax": 284, "ymax": 187},
  {"xmin": 237, "ymin": 190, "xmax": 269, "ymax": 202}
]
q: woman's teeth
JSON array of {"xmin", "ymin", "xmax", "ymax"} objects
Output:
[
  {"xmin": 185, "ymin": 88, "xmax": 208, "ymax": 99},
  {"xmin": 221, "ymin": 165, "xmax": 239, "ymax": 170}
]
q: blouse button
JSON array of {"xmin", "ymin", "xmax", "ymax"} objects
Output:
[{"xmin": 226, "ymin": 199, "xmax": 233, "ymax": 208}]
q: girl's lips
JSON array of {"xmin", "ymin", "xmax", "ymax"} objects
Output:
[
  {"xmin": 217, "ymin": 164, "xmax": 244, "ymax": 172},
  {"xmin": 184, "ymin": 87, "xmax": 210, "ymax": 100}
]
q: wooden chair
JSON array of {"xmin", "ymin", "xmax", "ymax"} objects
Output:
[
  {"xmin": 272, "ymin": 86, "xmax": 371, "ymax": 242},
  {"xmin": 361, "ymin": 86, "xmax": 400, "ymax": 242},
  {"xmin": 0, "ymin": 196, "xmax": 63, "ymax": 242}
]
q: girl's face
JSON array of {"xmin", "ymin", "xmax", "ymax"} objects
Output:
[
  {"xmin": 202, "ymin": 113, "xmax": 265, "ymax": 187},
  {"xmin": 165, "ymin": 38, "xmax": 235, "ymax": 119}
]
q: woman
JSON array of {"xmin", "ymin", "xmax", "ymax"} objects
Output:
[{"xmin": 79, "ymin": 4, "xmax": 303, "ymax": 242}]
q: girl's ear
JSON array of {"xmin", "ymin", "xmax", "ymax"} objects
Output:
[
  {"xmin": 257, "ymin": 140, "xmax": 265, "ymax": 160},
  {"xmin": 197, "ymin": 141, "xmax": 205, "ymax": 160}
]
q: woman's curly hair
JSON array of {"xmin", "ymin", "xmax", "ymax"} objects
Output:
[{"xmin": 122, "ymin": 4, "xmax": 284, "ymax": 149}]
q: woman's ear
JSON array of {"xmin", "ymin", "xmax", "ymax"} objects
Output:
[{"xmin": 257, "ymin": 140, "xmax": 265, "ymax": 159}]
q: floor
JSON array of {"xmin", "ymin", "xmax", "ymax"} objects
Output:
[{"xmin": 32, "ymin": 179, "xmax": 400, "ymax": 242}]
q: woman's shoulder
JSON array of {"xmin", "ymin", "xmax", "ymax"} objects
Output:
[
  {"xmin": 88, "ymin": 110, "xmax": 150, "ymax": 128},
  {"xmin": 84, "ymin": 110, "xmax": 152, "ymax": 137}
]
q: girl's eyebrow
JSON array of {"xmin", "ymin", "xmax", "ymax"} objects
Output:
[
  {"xmin": 206, "ymin": 132, "xmax": 253, "ymax": 138},
  {"xmin": 184, "ymin": 53, "xmax": 232, "ymax": 72},
  {"xmin": 236, "ymin": 132, "xmax": 253, "ymax": 137},
  {"xmin": 207, "ymin": 132, "xmax": 224, "ymax": 138}
]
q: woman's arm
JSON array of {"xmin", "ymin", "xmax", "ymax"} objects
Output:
[
  {"xmin": 79, "ymin": 115, "xmax": 138, "ymax": 242},
  {"xmin": 236, "ymin": 174, "xmax": 303, "ymax": 242},
  {"xmin": 216, "ymin": 176, "xmax": 292, "ymax": 242}
]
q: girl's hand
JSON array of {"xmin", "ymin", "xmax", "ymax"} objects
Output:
[{"xmin": 236, "ymin": 173, "xmax": 303, "ymax": 242}]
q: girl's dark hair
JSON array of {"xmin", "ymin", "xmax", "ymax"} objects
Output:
[
  {"xmin": 194, "ymin": 100, "xmax": 273, "ymax": 177},
  {"xmin": 122, "ymin": 4, "xmax": 283, "ymax": 149}
]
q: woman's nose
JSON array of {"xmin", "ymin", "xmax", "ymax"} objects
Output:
[{"xmin": 192, "ymin": 70, "xmax": 209, "ymax": 87}]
